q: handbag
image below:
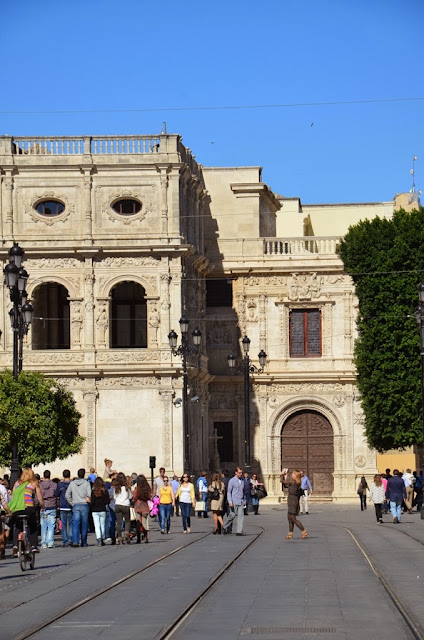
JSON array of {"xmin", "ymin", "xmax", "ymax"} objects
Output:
[
  {"xmin": 208, "ymin": 487, "xmax": 220, "ymax": 501},
  {"xmin": 129, "ymin": 507, "xmax": 137, "ymax": 521},
  {"xmin": 195, "ymin": 500, "xmax": 206, "ymax": 512},
  {"xmin": 256, "ymin": 486, "xmax": 267, "ymax": 500}
]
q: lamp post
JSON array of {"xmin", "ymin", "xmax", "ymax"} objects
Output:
[
  {"xmin": 415, "ymin": 283, "xmax": 424, "ymax": 462},
  {"xmin": 227, "ymin": 336, "xmax": 267, "ymax": 468},
  {"xmin": 168, "ymin": 317, "xmax": 202, "ymax": 472},
  {"xmin": 3, "ymin": 243, "xmax": 33, "ymax": 486}
]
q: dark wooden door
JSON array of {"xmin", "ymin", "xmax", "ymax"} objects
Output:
[{"xmin": 281, "ymin": 410, "xmax": 334, "ymax": 495}]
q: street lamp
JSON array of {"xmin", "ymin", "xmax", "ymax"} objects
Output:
[
  {"xmin": 168, "ymin": 318, "xmax": 202, "ymax": 472},
  {"xmin": 3, "ymin": 243, "xmax": 33, "ymax": 486},
  {"xmin": 415, "ymin": 284, "xmax": 424, "ymax": 467},
  {"xmin": 227, "ymin": 335, "xmax": 267, "ymax": 468}
]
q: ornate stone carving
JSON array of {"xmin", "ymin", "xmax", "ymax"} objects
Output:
[
  {"xmin": 96, "ymin": 303, "xmax": 109, "ymax": 347},
  {"xmin": 26, "ymin": 192, "xmax": 74, "ymax": 225},
  {"xmin": 71, "ymin": 301, "xmax": 83, "ymax": 347},
  {"xmin": 247, "ymin": 299, "xmax": 258, "ymax": 322},
  {"xmin": 267, "ymin": 382, "xmax": 343, "ymax": 394},
  {"xmin": 244, "ymin": 276, "xmax": 260, "ymax": 286},
  {"xmin": 26, "ymin": 257, "xmax": 81, "ymax": 269},
  {"xmin": 288, "ymin": 272, "xmax": 323, "ymax": 301},
  {"xmin": 101, "ymin": 188, "xmax": 157, "ymax": 225},
  {"xmin": 99, "ymin": 256, "xmax": 160, "ymax": 268},
  {"xmin": 99, "ymin": 376, "xmax": 161, "ymax": 387},
  {"xmin": 96, "ymin": 350, "xmax": 161, "ymax": 364},
  {"xmin": 160, "ymin": 390, "xmax": 173, "ymax": 468},
  {"xmin": 326, "ymin": 274, "xmax": 346, "ymax": 284},
  {"xmin": 354, "ymin": 455, "xmax": 366, "ymax": 468},
  {"xmin": 25, "ymin": 352, "xmax": 85, "ymax": 364},
  {"xmin": 333, "ymin": 394, "xmax": 345, "ymax": 408},
  {"xmin": 148, "ymin": 301, "xmax": 160, "ymax": 345},
  {"xmin": 268, "ymin": 396, "xmax": 280, "ymax": 408},
  {"xmin": 235, "ymin": 293, "xmax": 246, "ymax": 336},
  {"xmin": 55, "ymin": 377, "xmax": 81, "ymax": 388},
  {"xmin": 83, "ymin": 389, "xmax": 98, "ymax": 469}
]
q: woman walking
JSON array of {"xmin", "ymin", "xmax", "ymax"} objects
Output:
[
  {"xmin": 208, "ymin": 472, "xmax": 225, "ymax": 534},
  {"xmin": 176, "ymin": 474, "xmax": 195, "ymax": 533},
  {"xmin": 159, "ymin": 476, "xmax": 175, "ymax": 534},
  {"xmin": 369, "ymin": 474, "xmax": 386, "ymax": 524},
  {"xmin": 281, "ymin": 468, "xmax": 308, "ymax": 539},
  {"xmin": 357, "ymin": 476, "xmax": 369, "ymax": 511},
  {"xmin": 91, "ymin": 478, "xmax": 110, "ymax": 545},
  {"xmin": 113, "ymin": 472, "xmax": 132, "ymax": 544},
  {"xmin": 250, "ymin": 473, "xmax": 264, "ymax": 515},
  {"xmin": 132, "ymin": 475, "xmax": 151, "ymax": 543},
  {"xmin": 10, "ymin": 469, "xmax": 44, "ymax": 555}
]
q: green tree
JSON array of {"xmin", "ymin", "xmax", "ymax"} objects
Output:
[
  {"xmin": 0, "ymin": 370, "xmax": 84, "ymax": 468},
  {"xmin": 338, "ymin": 207, "xmax": 424, "ymax": 452}
]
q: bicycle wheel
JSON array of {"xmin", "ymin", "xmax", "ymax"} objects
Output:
[
  {"xmin": 18, "ymin": 540, "xmax": 27, "ymax": 571},
  {"xmin": 29, "ymin": 550, "xmax": 35, "ymax": 570}
]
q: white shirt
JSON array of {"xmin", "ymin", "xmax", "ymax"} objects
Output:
[
  {"xmin": 179, "ymin": 484, "xmax": 192, "ymax": 504},
  {"xmin": 0, "ymin": 483, "xmax": 8, "ymax": 508},
  {"xmin": 113, "ymin": 487, "xmax": 132, "ymax": 506},
  {"xmin": 402, "ymin": 473, "xmax": 414, "ymax": 488}
]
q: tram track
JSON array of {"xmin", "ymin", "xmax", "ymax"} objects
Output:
[
  {"xmin": 11, "ymin": 527, "xmax": 264, "ymax": 640},
  {"xmin": 343, "ymin": 526, "xmax": 424, "ymax": 640}
]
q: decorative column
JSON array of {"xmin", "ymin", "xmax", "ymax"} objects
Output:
[
  {"xmin": 147, "ymin": 298, "xmax": 160, "ymax": 348},
  {"xmin": 157, "ymin": 165, "xmax": 169, "ymax": 236},
  {"xmin": 343, "ymin": 290, "xmax": 353, "ymax": 355},
  {"xmin": 84, "ymin": 260, "xmax": 95, "ymax": 361},
  {"xmin": 82, "ymin": 170, "xmax": 93, "ymax": 239},
  {"xmin": 160, "ymin": 272, "xmax": 172, "ymax": 347},
  {"xmin": 323, "ymin": 302, "xmax": 334, "ymax": 356},
  {"xmin": 69, "ymin": 299, "xmax": 83, "ymax": 349},
  {"xmin": 95, "ymin": 298, "xmax": 109, "ymax": 348},
  {"xmin": 83, "ymin": 384, "xmax": 98, "ymax": 470},
  {"xmin": 259, "ymin": 292, "xmax": 267, "ymax": 352},
  {"xmin": 4, "ymin": 173, "xmax": 13, "ymax": 237},
  {"xmin": 159, "ymin": 389, "xmax": 173, "ymax": 469}
]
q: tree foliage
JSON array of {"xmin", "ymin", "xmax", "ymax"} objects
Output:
[
  {"xmin": 338, "ymin": 207, "xmax": 424, "ymax": 452},
  {"xmin": 0, "ymin": 370, "xmax": 84, "ymax": 467}
]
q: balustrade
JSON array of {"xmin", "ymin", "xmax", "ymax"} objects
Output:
[
  {"xmin": 12, "ymin": 135, "xmax": 161, "ymax": 155},
  {"xmin": 264, "ymin": 236, "xmax": 340, "ymax": 255}
]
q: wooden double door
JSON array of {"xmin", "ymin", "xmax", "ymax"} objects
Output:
[{"xmin": 281, "ymin": 410, "xmax": 334, "ymax": 495}]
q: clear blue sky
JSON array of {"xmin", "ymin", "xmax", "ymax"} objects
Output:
[{"xmin": 1, "ymin": 0, "xmax": 423, "ymax": 203}]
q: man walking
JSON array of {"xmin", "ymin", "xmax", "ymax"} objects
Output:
[
  {"xmin": 386, "ymin": 469, "xmax": 406, "ymax": 523},
  {"xmin": 55, "ymin": 469, "xmax": 73, "ymax": 547},
  {"xmin": 65, "ymin": 469, "xmax": 91, "ymax": 546},
  {"xmin": 402, "ymin": 468, "xmax": 415, "ymax": 514},
  {"xmin": 196, "ymin": 471, "xmax": 209, "ymax": 518},
  {"xmin": 223, "ymin": 467, "xmax": 245, "ymax": 536},
  {"xmin": 300, "ymin": 471, "xmax": 313, "ymax": 515},
  {"xmin": 243, "ymin": 471, "xmax": 251, "ymax": 515},
  {"xmin": 39, "ymin": 470, "xmax": 57, "ymax": 549}
]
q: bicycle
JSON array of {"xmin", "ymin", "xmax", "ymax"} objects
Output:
[{"xmin": 16, "ymin": 513, "xmax": 35, "ymax": 571}]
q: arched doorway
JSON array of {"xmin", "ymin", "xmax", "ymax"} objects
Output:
[
  {"xmin": 281, "ymin": 410, "xmax": 334, "ymax": 495},
  {"xmin": 32, "ymin": 282, "xmax": 70, "ymax": 350},
  {"xmin": 110, "ymin": 281, "xmax": 147, "ymax": 348}
]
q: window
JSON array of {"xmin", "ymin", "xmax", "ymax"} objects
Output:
[
  {"xmin": 206, "ymin": 280, "xmax": 232, "ymax": 307},
  {"xmin": 32, "ymin": 283, "xmax": 70, "ymax": 350},
  {"xmin": 34, "ymin": 200, "xmax": 65, "ymax": 217},
  {"xmin": 111, "ymin": 199, "xmax": 142, "ymax": 215},
  {"xmin": 290, "ymin": 309, "xmax": 321, "ymax": 357},
  {"xmin": 110, "ymin": 281, "xmax": 147, "ymax": 348},
  {"xmin": 214, "ymin": 421, "xmax": 234, "ymax": 462}
]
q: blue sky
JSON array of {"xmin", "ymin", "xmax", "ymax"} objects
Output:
[{"xmin": 1, "ymin": 0, "xmax": 423, "ymax": 203}]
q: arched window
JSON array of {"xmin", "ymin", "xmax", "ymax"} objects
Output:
[
  {"xmin": 110, "ymin": 281, "xmax": 147, "ymax": 348},
  {"xmin": 31, "ymin": 283, "xmax": 70, "ymax": 350}
]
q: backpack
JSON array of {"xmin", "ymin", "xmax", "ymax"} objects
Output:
[{"xmin": 8, "ymin": 482, "xmax": 28, "ymax": 513}]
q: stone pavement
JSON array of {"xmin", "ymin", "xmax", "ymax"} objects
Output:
[{"xmin": 1, "ymin": 505, "xmax": 424, "ymax": 640}]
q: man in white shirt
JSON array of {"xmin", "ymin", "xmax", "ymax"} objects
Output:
[
  {"xmin": 153, "ymin": 467, "xmax": 166, "ymax": 497},
  {"xmin": 402, "ymin": 468, "xmax": 415, "ymax": 514}
]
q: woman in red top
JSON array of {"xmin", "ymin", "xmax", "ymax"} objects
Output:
[{"xmin": 12, "ymin": 469, "xmax": 44, "ymax": 555}]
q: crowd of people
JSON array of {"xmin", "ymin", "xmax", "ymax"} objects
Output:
[
  {"xmin": 358, "ymin": 468, "xmax": 423, "ymax": 523},
  {"xmin": 0, "ymin": 460, "xmax": 267, "ymax": 556}
]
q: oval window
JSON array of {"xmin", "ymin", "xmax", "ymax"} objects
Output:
[
  {"xmin": 112, "ymin": 199, "xmax": 142, "ymax": 215},
  {"xmin": 35, "ymin": 200, "xmax": 65, "ymax": 216}
]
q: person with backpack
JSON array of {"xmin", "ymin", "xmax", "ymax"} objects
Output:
[
  {"xmin": 39, "ymin": 470, "xmax": 57, "ymax": 549},
  {"xmin": 55, "ymin": 470, "xmax": 74, "ymax": 547},
  {"xmin": 10, "ymin": 469, "xmax": 44, "ymax": 556}
]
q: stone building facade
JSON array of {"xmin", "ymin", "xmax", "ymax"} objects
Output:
[{"xmin": 0, "ymin": 134, "xmax": 416, "ymax": 499}]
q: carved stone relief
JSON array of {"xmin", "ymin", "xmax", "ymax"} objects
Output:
[
  {"xmin": 100, "ymin": 187, "xmax": 157, "ymax": 225},
  {"xmin": 288, "ymin": 272, "xmax": 323, "ymax": 301},
  {"xmin": 96, "ymin": 302, "xmax": 109, "ymax": 347},
  {"xmin": 26, "ymin": 192, "xmax": 74, "ymax": 225}
]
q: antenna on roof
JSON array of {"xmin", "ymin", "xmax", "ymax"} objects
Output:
[
  {"xmin": 161, "ymin": 122, "xmax": 167, "ymax": 135},
  {"xmin": 410, "ymin": 155, "xmax": 418, "ymax": 194}
]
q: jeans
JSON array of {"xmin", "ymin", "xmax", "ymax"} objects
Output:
[
  {"xmin": 224, "ymin": 504, "xmax": 244, "ymax": 534},
  {"xmin": 105, "ymin": 506, "xmax": 116, "ymax": 540},
  {"xmin": 41, "ymin": 509, "xmax": 57, "ymax": 547},
  {"xmin": 72, "ymin": 503, "xmax": 90, "ymax": 546},
  {"xmin": 92, "ymin": 511, "xmax": 107, "ymax": 541},
  {"xmin": 390, "ymin": 500, "xmax": 402, "ymax": 521},
  {"xmin": 360, "ymin": 494, "xmax": 367, "ymax": 510},
  {"xmin": 159, "ymin": 503, "xmax": 172, "ymax": 532},
  {"xmin": 244, "ymin": 494, "xmax": 251, "ymax": 511},
  {"xmin": 60, "ymin": 510, "xmax": 73, "ymax": 545},
  {"xmin": 180, "ymin": 502, "xmax": 192, "ymax": 531},
  {"xmin": 251, "ymin": 496, "xmax": 259, "ymax": 506}
]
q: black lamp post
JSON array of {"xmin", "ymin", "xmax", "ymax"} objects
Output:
[
  {"xmin": 415, "ymin": 283, "xmax": 424, "ymax": 463},
  {"xmin": 3, "ymin": 243, "xmax": 33, "ymax": 486},
  {"xmin": 227, "ymin": 336, "xmax": 267, "ymax": 468},
  {"xmin": 168, "ymin": 317, "xmax": 202, "ymax": 472}
]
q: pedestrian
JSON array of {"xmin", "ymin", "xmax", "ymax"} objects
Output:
[
  {"xmin": 221, "ymin": 469, "xmax": 232, "ymax": 532},
  {"xmin": 223, "ymin": 467, "xmax": 246, "ymax": 536},
  {"xmin": 414, "ymin": 471, "xmax": 423, "ymax": 511},
  {"xmin": 10, "ymin": 469, "xmax": 44, "ymax": 556},
  {"xmin": 242, "ymin": 471, "xmax": 251, "ymax": 515},
  {"xmin": 357, "ymin": 476, "xmax": 368, "ymax": 511},
  {"xmin": 175, "ymin": 473, "xmax": 195, "ymax": 534},
  {"xmin": 65, "ymin": 468, "xmax": 91, "ymax": 547},
  {"xmin": 87, "ymin": 468, "xmax": 97, "ymax": 484},
  {"xmin": 113, "ymin": 472, "xmax": 132, "ymax": 544},
  {"xmin": 369, "ymin": 474, "xmax": 386, "ymax": 523},
  {"xmin": 91, "ymin": 477, "xmax": 110, "ymax": 546},
  {"xmin": 0, "ymin": 481, "xmax": 11, "ymax": 558},
  {"xmin": 196, "ymin": 471, "xmax": 209, "ymax": 518},
  {"xmin": 153, "ymin": 467, "xmax": 166, "ymax": 497},
  {"xmin": 103, "ymin": 459, "xmax": 114, "ymax": 481},
  {"xmin": 105, "ymin": 476, "xmax": 117, "ymax": 545},
  {"xmin": 132, "ymin": 475, "xmax": 152, "ymax": 543},
  {"xmin": 250, "ymin": 473, "xmax": 263, "ymax": 515},
  {"xmin": 402, "ymin": 468, "xmax": 415, "ymax": 514},
  {"xmin": 281, "ymin": 468, "xmax": 308, "ymax": 539},
  {"xmin": 208, "ymin": 472, "xmax": 225, "ymax": 534},
  {"xmin": 159, "ymin": 476, "xmax": 175, "ymax": 534},
  {"xmin": 386, "ymin": 468, "xmax": 407, "ymax": 523},
  {"xmin": 39, "ymin": 470, "xmax": 58, "ymax": 549},
  {"xmin": 55, "ymin": 470, "xmax": 74, "ymax": 547},
  {"xmin": 299, "ymin": 471, "xmax": 313, "ymax": 515},
  {"xmin": 171, "ymin": 475, "xmax": 180, "ymax": 516}
]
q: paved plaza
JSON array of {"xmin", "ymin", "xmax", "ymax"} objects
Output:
[{"xmin": 1, "ymin": 504, "xmax": 424, "ymax": 640}]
